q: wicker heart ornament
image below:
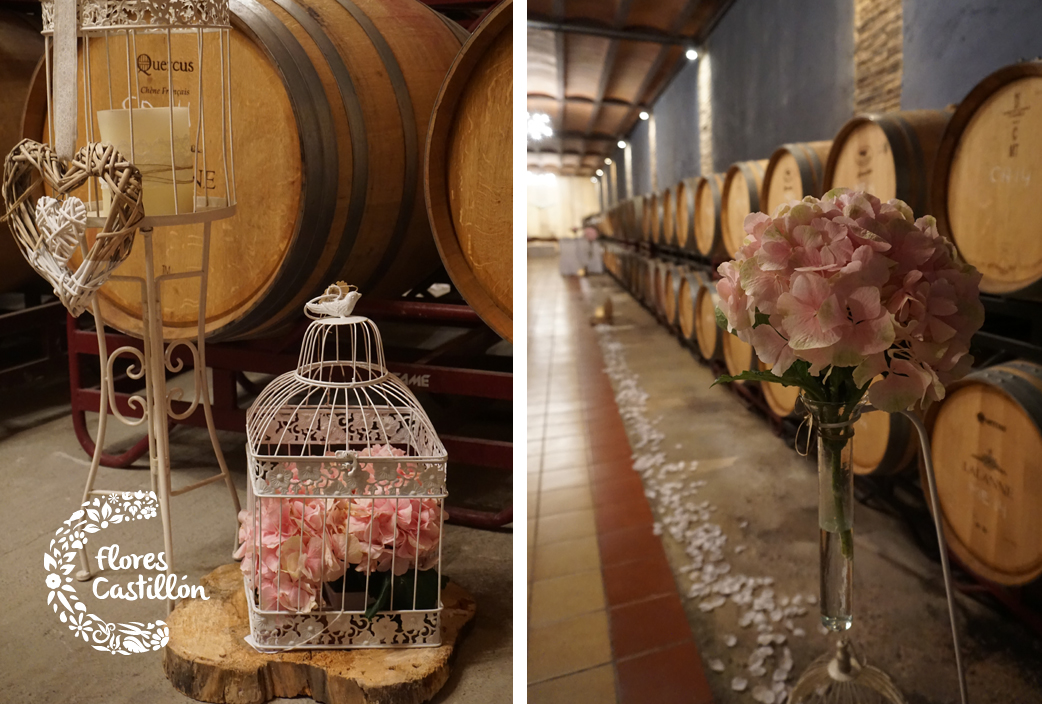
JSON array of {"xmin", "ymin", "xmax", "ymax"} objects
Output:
[{"xmin": 2, "ymin": 139, "xmax": 144, "ymax": 316}]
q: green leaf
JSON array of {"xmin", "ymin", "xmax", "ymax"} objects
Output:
[
  {"xmin": 363, "ymin": 573, "xmax": 391, "ymax": 619},
  {"xmin": 714, "ymin": 307, "xmax": 732, "ymax": 333},
  {"xmin": 712, "ymin": 369, "xmax": 787, "ymax": 387},
  {"xmin": 753, "ymin": 311, "xmax": 771, "ymax": 328}
]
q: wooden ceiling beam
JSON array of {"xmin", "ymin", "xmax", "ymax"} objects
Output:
[
  {"xmin": 582, "ymin": 0, "xmax": 633, "ymax": 175},
  {"xmin": 527, "ymin": 17, "xmax": 691, "ymax": 45},
  {"xmin": 527, "ymin": 94, "xmax": 633, "ymax": 109}
]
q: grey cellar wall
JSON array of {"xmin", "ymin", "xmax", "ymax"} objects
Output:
[{"xmin": 614, "ymin": 0, "xmax": 1042, "ymax": 203}]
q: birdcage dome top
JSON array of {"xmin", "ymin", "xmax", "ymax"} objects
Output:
[
  {"xmin": 41, "ymin": 0, "xmax": 230, "ymax": 33},
  {"xmin": 245, "ymin": 285, "xmax": 446, "ymax": 468}
]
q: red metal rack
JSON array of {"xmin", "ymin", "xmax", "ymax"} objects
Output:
[{"xmin": 66, "ymin": 299, "xmax": 512, "ymax": 529}]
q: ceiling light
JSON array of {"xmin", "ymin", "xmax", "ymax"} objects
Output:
[
  {"xmin": 590, "ymin": 177, "xmax": 598, "ymax": 183},
  {"xmin": 527, "ymin": 112, "xmax": 553, "ymax": 141},
  {"xmin": 604, "ymin": 158, "xmax": 612, "ymax": 165},
  {"xmin": 686, "ymin": 47, "xmax": 699, "ymax": 61},
  {"xmin": 618, "ymin": 140, "xmax": 627, "ymax": 149},
  {"xmin": 639, "ymin": 110, "xmax": 650, "ymax": 120},
  {"xmin": 596, "ymin": 169, "xmax": 604, "ymax": 176},
  {"xmin": 527, "ymin": 170, "xmax": 557, "ymax": 183}
]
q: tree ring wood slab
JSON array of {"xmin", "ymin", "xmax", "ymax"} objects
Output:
[{"xmin": 162, "ymin": 564, "xmax": 476, "ymax": 704}]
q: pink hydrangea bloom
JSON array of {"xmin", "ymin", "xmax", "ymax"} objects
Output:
[
  {"xmin": 235, "ymin": 443, "xmax": 446, "ymax": 612},
  {"xmin": 715, "ymin": 189, "xmax": 984, "ymax": 412}
]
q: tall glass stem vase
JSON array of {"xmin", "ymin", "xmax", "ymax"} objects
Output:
[{"xmin": 801, "ymin": 397, "xmax": 862, "ymax": 632}]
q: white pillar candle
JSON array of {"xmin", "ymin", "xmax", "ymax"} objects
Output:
[{"xmin": 97, "ymin": 106, "xmax": 194, "ymax": 216}]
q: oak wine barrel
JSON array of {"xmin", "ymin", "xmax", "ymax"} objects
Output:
[
  {"xmin": 722, "ymin": 328, "xmax": 757, "ymax": 384},
  {"xmin": 628, "ymin": 196, "xmax": 644, "ymax": 242},
  {"xmin": 758, "ymin": 360, "xmax": 800, "ymax": 418},
  {"xmin": 32, "ymin": 0, "xmax": 464, "ymax": 341},
  {"xmin": 852, "ymin": 409, "xmax": 917, "ymax": 476},
  {"xmin": 932, "ymin": 61, "xmax": 1042, "ymax": 298},
  {"xmin": 426, "ymin": 0, "xmax": 512, "ymax": 340},
  {"xmin": 762, "ymin": 141, "xmax": 832, "ymax": 215},
  {"xmin": 677, "ymin": 271, "xmax": 700, "ymax": 342},
  {"xmin": 643, "ymin": 193, "xmax": 657, "ymax": 242},
  {"xmin": 925, "ymin": 360, "xmax": 1042, "ymax": 585},
  {"xmin": 694, "ymin": 276, "xmax": 723, "ymax": 361},
  {"xmin": 824, "ymin": 109, "xmax": 952, "ymax": 216},
  {"xmin": 675, "ymin": 177, "xmax": 697, "ymax": 251},
  {"xmin": 721, "ymin": 160, "xmax": 767, "ymax": 257},
  {"xmin": 694, "ymin": 173, "xmax": 726, "ymax": 258},
  {"xmin": 651, "ymin": 260, "xmax": 666, "ymax": 315},
  {"xmin": 0, "ymin": 9, "xmax": 46, "ymax": 292},
  {"xmin": 662, "ymin": 264, "xmax": 682, "ymax": 326},
  {"xmin": 660, "ymin": 187, "xmax": 675, "ymax": 246}
]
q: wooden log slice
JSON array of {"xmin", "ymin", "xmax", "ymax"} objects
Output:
[
  {"xmin": 824, "ymin": 109, "xmax": 952, "ymax": 215},
  {"xmin": 163, "ymin": 564, "xmax": 477, "ymax": 704},
  {"xmin": 924, "ymin": 361, "xmax": 1042, "ymax": 585},
  {"xmin": 675, "ymin": 177, "xmax": 697, "ymax": 251},
  {"xmin": 932, "ymin": 61, "xmax": 1042, "ymax": 298},
  {"xmin": 721, "ymin": 160, "xmax": 767, "ymax": 258},
  {"xmin": 426, "ymin": 0, "xmax": 512, "ymax": 341},
  {"xmin": 762, "ymin": 141, "xmax": 832, "ymax": 215},
  {"xmin": 694, "ymin": 276, "xmax": 722, "ymax": 361},
  {"xmin": 0, "ymin": 9, "xmax": 46, "ymax": 292},
  {"xmin": 694, "ymin": 173, "xmax": 726, "ymax": 258}
]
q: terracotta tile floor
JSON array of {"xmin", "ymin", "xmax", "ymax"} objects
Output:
[{"xmin": 527, "ymin": 256, "xmax": 714, "ymax": 703}]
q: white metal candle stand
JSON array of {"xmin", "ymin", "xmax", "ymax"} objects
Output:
[
  {"xmin": 40, "ymin": 0, "xmax": 241, "ymax": 613},
  {"xmin": 74, "ymin": 217, "xmax": 242, "ymax": 616}
]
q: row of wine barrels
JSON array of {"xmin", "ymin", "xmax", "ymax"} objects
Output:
[
  {"xmin": 721, "ymin": 160, "xmax": 767, "ymax": 257},
  {"xmin": 0, "ymin": 9, "xmax": 47, "ymax": 293},
  {"xmin": 926, "ymin": 360, "xmax": 1042, "ymax": 586},
  {"xmin": 28, "ymin": 0, "xmax": 466, "ymax": 341},
  {"xmin": 932, "ymin": 61, "xmax": 1042, "ymax": 299}
]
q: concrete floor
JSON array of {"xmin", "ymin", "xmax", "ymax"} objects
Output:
[
  {"xmin": 562, "ymin": 259, "xmax": 1042, "ymax": 704},
  {"xmin": 0, "ymin": 373, "xmax": 511, "ymax": 703}
]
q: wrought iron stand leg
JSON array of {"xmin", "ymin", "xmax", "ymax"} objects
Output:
[
  {"xmin": 196, "ymin": 222, "xmax": 242, "ymax": 539},
  {"xmin": 143, "ymin": 228, "xmax": 176, "ymax": 614}
]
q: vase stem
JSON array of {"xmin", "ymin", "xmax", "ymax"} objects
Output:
[{"xmin": 811, "ymin": 401, "xmax": 857, "ymax": 632}]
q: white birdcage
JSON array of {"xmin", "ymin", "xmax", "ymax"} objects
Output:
[{"xmin": 239, "ymin": 285, "xmax": 448, "ymax": 650}]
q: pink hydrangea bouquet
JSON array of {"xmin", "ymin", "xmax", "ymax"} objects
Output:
[
  {"xmin": 234, "ymin": 444, "xmax": 445, "ymax": 616},
  {"xmin": 714, "ymin": 189, "xmax": 983, "ymax": 586},
  {"xmin": 714, "ymin": 188, "xmax": 984, "ymax": 412}
]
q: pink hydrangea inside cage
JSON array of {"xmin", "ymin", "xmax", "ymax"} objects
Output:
[{"xmin": 239, "ymin": 286, "xmax": 448, "ymax": 650}]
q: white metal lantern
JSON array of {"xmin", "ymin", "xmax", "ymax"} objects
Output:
[
  {"xmin": 240, "ymin": 285, "xmax": 448, "ymax": 650},
  {"xmin": 41, "ymin": 0, "xmax": 236, "ymax": 222}
]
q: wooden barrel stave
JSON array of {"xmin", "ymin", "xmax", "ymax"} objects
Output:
[
  {"xmin": 677, "ymin": 271, "xmax": 698, "ymax": 341},
  {"xmin": 662, "ymin": 264, "xmax": 681, "ymax": 325},
  {"xmin": 852, "ymin": 409, "xmax": 917, "ymax": 476},
  {"xmin": 660, "ymin": 187, "xmax": 675, "ymax": 246},
  {"xmin": 722, "ymin": 327, "xmax": 756, "ymax": 383},
  {"xmin": 694, "ymin": 173, "xmax": 726, "ymax": 258},
  {"xmin": 721, "ymin": 160, "xmax": 767, "ymax": 258},
  {"xmin": 675, "ymin": 177, "xmax": 697, "ymax": 251},
  {"xmin": 694, "ymin": 275, "xmax": 723, "ymax": 361},
  {"xmin": 758, "ymin": 360, "xmax": 800, "ymax": 418}
]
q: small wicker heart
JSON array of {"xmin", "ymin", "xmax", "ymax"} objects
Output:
[{"xmin": 2, "ymin": 139, "xmax": 144, "ymax": 316}]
